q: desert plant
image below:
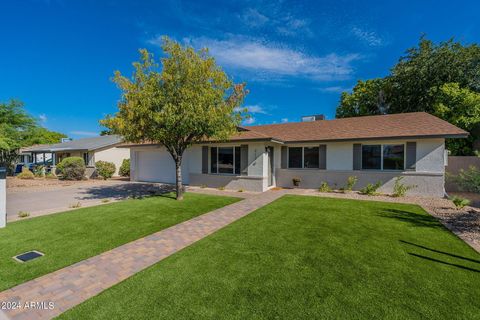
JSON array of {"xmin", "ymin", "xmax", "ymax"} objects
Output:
[
  {"xmin": 69, "ymin": 202, "xmax": 82, "ymax": 208},
  {"xmin": 200, "ymin": 184, "xmax": 207, "ymax": 188},
  {"xmin": 17, "ymin": 167, "xmax": 35, "ymax": 180},
  {"xmin": 450, "ymin": 195, "xmax": 470, "ymax": 209},
  {"xmin": 17, "ymin": 211, "xmax": 30, "ymax": 218},
  {"xmin": 451, "ymin": 165, "xmax": 480, "ymax": 193},
  {"xmin": 238, "ymin": 189, "xmax": 244, "ymax": 192},
  {"xmin": 57, "ymin": 157, "xmax": 86, "ymax": 180},
  {"xmin": 45, "ymin": 172, "xmax": 57, "ymax": 179},
  {"xmin": 33, "ymin": 165, "xmax": 45, "ymax": 177},
  {"xmin": 119, "ymin": 159, "xmax": 130, "ymax": 177},
  {"xmin": 292, "ymin": 178, "xmax": 301, "ymax": 187},
  {"xmin": 95, "ymin": 161, "xmax": 116, "ymax": 180},
  {"xmin": 101, "ymin": 199, "xmax": 110, "ymax": 203},
  {"xmin": 318, "ymin": 182, "xmax": 332, "ymax": 193},
  {"xmin": 360, "ymin": 182, "xmax": 382, "ymax": 196},
  {"xmin": 345, "ymin": 176, "xmax": 358, "ymax": 191},
  {"xmin": 218, "ymin": 186, "xmax": 226, "ymax": 191},
  {"xmin": 392, "ymin": 177, "xmax": 417, "ymax": 197}
]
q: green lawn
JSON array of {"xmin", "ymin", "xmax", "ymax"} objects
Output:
[
  {"xmin": 60, "ymin": 195, "xmax": 480, "ymax": 319},
  {"xmin": 0, "ymin": 193, "xmax": 240, "ymax": 291}
]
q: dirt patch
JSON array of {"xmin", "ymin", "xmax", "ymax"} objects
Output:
[{"xmin": 6, "ymin": 177, "xmax": 116, "ymax": 192}]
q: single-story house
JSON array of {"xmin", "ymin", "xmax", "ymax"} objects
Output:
[
  {"xmin": 126, "ymin": 112, "xmax": 467, "ymax": 197},
  {"xmin": 22, "ymin": 135, "xmax": 130, "ymax": 177}
]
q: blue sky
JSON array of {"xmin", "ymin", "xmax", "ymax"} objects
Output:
[{"xmin": 1, "ymin": 0, "xmax": 479, "ymax": 139}]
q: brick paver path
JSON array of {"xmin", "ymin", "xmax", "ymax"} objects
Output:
[{"xmin": 0, "ymin": 190, "xmax": 285, "ymax": 320}]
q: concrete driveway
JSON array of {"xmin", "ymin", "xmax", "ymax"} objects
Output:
[{"xmin": 6, "ymin": 181, "xmax": 174, "ymax": 221}]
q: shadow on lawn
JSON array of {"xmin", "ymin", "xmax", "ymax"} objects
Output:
[
  {"xmin": 408, "ymin": 253, "xmax": 480, "ymax": 273},
  {"xmin": 377, "ymin": 209, "xmax": 443, "ymax": 229},
  {"xmin": 77, "ymin": 183, "xmax": 176, "ymax": 201},
  {"xmin": 400, "ymin": 240, "xmax": 480, "ymax": 264}
]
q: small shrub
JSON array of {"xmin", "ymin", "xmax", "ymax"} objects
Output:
[
  {"xmin": 345, "ymin": 176, "xmax": 358, "ymax": 191},
  {"xmin": 69, "ymin": 202, "xmax": 82, "ymax": 208},
  {"xmin": 392, "ymin": 177, "xmax": 417, "ymax": 197},
  {"xmin": 292, "ymin": 178, "xmax": 301, "ymax": 187},
  {"xmin": 238, "ymin": 189, "xmax": 244, "ymax": 192},
  {"xmin": 45, "ymin": 172, "xmax": 57, "ymax": 179},
  {"xmin": 360, "ymin": 182, "xmax": 382, "ymax": 196},
  {"xmin": 119, "ymin": 159, "xmax": 130, "ymax": 177},
  {"xmin": 33, "ymin": 165, "xmax": 45, "ymax": 177},
  {"xmin": 218, "ymin": 186, "xmax": 225, "ymax": 190},
  {"xmin": 95, "ymin": 161, "xmax": 116, "ymax": 180},
  {"xmin": 200, "ymin": 184, "xmax": 207, "ymax": 188},
  {"xmin": 101, "ymin": 199, "xmax": 110, "ymax": 203},
  {"xmin": 450, "ymin": 195, "xmax": 470, "ymax": 209},
  {"xmin": 17, "ymin": 168, "xmax": 34, "ymax": 180},
  {"xmin": 17, "ymin": 211, "xmax": 30, "ymax": 218},
  {"xmin": 57, "ymin": 157, "xmax": 86, "ymax": 180},
  {"xmin": 318, "ymin": 182, "xmax": 332, "ymax": 193},
  {"xmin": 451, "ymin": 165, "xmax": 480, "ymax": 193}
]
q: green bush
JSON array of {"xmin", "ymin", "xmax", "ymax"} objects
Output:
[
  {"xmin": 450, "ymin": 195, "xmax": 471, "ymax": 209},
  {"xmin": 452, "ymin": 165, "xmax": 480, "ymax": 193},
  {"xmin": 119, "ymin": 159, "xmax": 130, "ymax": 177},
  {"xmin": 318, "ymin": 182, "xmax": 332, "ymax": 193},
  {"xmin": 360, "ymin": 182, "xmax": 382, "ymax": 196},
  {"xmin": 17, "ymin": 167, "xmax": 35, "ymax": 180},
  {"xmin": 45, "ymin": 172, "xmax": 57, "ymax": 179},
  {"xmin": 57, "ymin": 157, "xmax": 86, "ymax": 180},
  {"xmin": 392, "ymin": 177, "xmax": 417, "ymax": 197},
  {"xmin": 345, "ymin": 176, "xmax": 358, "ymax": 191},
  {"xmin": 95, "ymin": 161, "xmax": 116, "ymax": 180},
  {"xmin": 33, "ymin": 165, "xmax": 45, "ymax": 177}
]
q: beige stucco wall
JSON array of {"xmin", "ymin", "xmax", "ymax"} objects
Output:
[{"xmin": 94, "ymin": 147, "xmax": 130, "ymax": 176}]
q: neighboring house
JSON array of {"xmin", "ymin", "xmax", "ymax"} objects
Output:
[
  {"xmin": 126, "ymin": 112, "xmax": 467, "ymax": 197},
  {"xmin": 23, "ymin": 135, "xmax": 130, "ymax": 177}
]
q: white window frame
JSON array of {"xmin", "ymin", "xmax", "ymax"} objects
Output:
[
  {"xmin": 287, "ymin": 146, "xmax": 319, "ymax": 169},
  {"xmin": 361, "ymin": 143, "xmax": 406, "ymax": 171},
  {"xmin": 210, "ymin": 146, "xmax": 240, "ymax": 175}
]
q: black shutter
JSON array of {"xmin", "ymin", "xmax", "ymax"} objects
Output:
[
  {"xmin": 319, "ymin": 145, "xmax": 326, "ymax": 170},
  {"xmin": 201, "ymin": 146, "xmax": 208, "ymax": 174},
  {"xmin": 240, "ymin": 144, "xmax": 248, "ymax": 176},
  {"xmin": 353, "ymin": 144, "xmax": 362, "ymax": 170},
  {"xmin": 406, "ymin": 142, "xmax": 416, "ymax": 170},
  {"xmin": 281, "ymin": 146, "xmax": 288, "ymax": 169}
]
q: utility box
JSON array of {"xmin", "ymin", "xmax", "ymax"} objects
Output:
[{"xmin": 0, "ymin": 167, "xmax": 5, "ymax": 228}]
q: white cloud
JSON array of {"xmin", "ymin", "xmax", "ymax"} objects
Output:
[
  {"xmin": 39, "ymin": 114, "xmax": 47, "ymax": 123},
  {"xmin": 351, "ymin": 27, "xmax": 385, "ymax": 47},
  {"xmin": 241, "ymin": 8, "xmax": 269, "ymax": 28},
  {"xmin": 318, "ymin": 86, "xmax": 351, "ymax": 93},
  {"xmin": 281, "ymin": 118, "xmax": 289, "ymax": 123},
  {"xmin": 180, "ymin": 36, "xmax": 361, "ymax": 81},
  {"xmin": 276, "ymin": 16, "xmax": 312, "ymax": 37},
  {"xmin": 70, "ymin": 131, "xmax": 98, "ymax": 137},
  {"xmin": 244, "ymin": 117, "xmax": 256, "ymax": 125},
  {"xmin": 246, "ymin": 105, "xmax": 267, "ymax": 114}
]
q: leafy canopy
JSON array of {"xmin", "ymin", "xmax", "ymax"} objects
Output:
[
  {"xmin": 335, "ymin": 37, "xmax": 480, "ymax": 155},
  {"xmin": 102, "ymin": 37, "xmax": 248, "ymax": 199}
]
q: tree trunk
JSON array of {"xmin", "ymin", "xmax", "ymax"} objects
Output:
[{"xmin": 175, "ymin": 158, "xmax": 183, "ymax": 200}]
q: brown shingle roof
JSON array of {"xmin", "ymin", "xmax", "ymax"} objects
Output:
[
  {"xmin": 119, "ymin": 112, "xmax": 467, "ymax": 147},
  {"xmin": 245, "ymin": 112, "xmax": 467, "ymax": 142}
]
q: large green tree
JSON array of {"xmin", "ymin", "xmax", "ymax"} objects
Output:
[
  {"xmin": 0, "ymin": 100, "xmax": 66, "ymax": 171},
  {"xmin": 335, "ymin": 37, "xmax": 480, "ymax": 155},
  {"xmin": 102, "ymin": 37, "xmax": 248, "ymax": 200}
]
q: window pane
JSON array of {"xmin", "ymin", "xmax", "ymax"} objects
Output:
[
  {"xmin": 288, "ymin": 147, "xmax": 302, "ymax": 168},
  {"xmin": 218, "ymin": 147, "xmax": 234, "ymax": 174},
  {"xmin": 362, "ymin": 145, "xmax": 381, "ymax": 170},
  {"xmin": 210, "ymin": 147, "xmax": 217, "ymax": 173},
  {"xmin": 234, "ymin": 147, "xmax": 241, "ymax": 175},
  {"xmin": 383, "ymin": 144, "xmax": 404, "ymax": 170},
  {"xmin": 304, "ymin": 147, "xmax": 319, "ymax": 168}
]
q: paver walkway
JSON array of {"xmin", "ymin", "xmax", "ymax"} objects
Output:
[{"xmin": 0, "ymin": 190, "xmax": 285, "ymax": 320}]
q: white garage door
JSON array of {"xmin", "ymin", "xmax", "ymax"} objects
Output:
[{"xmin": 136, "ymin": 150, "xmax": 189, "ymax": 184}]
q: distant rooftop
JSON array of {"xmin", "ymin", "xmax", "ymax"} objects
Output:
[{"xmin": 24, "ymin": 135, "xmax": 123, "ymax": 152}]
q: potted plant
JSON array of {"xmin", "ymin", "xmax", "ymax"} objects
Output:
[{"xmin": 292, "ymin": 177, "xmax": 301, "ymax": 187}]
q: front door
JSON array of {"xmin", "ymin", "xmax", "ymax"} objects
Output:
[{"xmin": 266, "ymin": 146, "xmax": 274, "ymax": 187}]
